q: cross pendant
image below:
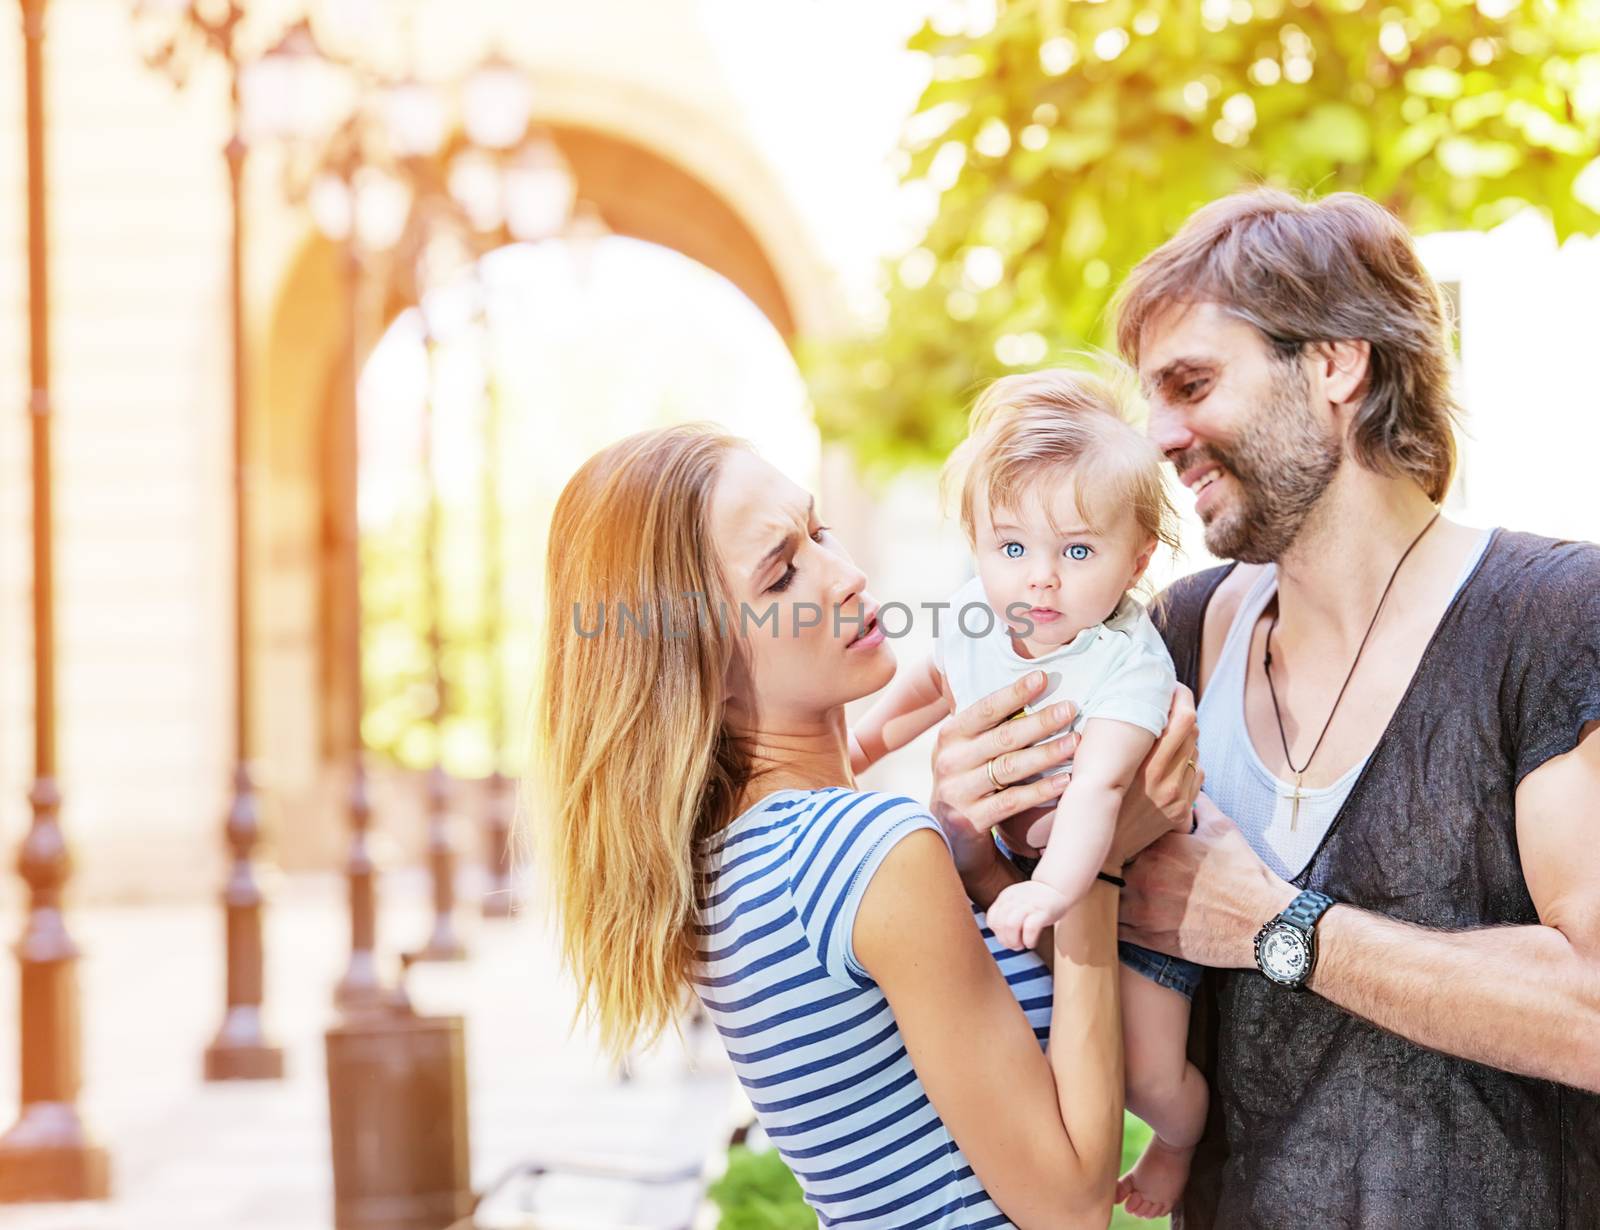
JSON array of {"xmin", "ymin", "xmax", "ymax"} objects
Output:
[{"xmin": 1286, "ymin": 772, "xmax": 1306, "ymax": 832}]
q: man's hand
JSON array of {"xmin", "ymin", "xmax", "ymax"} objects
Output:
[{"xmin": 1119, "ymin": 794, "xmax": 1297, "ymax": 967}]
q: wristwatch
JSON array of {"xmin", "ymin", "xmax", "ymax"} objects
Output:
[{"xmin": 1253, "ymin": 889, "xmax": 1336, "ymax": 989}]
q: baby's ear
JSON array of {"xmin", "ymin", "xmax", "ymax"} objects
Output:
[{"xmin": 1130, "ymin": 535, "xmax": 1158, "ymax": 584}]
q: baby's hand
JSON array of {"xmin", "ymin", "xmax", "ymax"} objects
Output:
[{"xmin": 986, "ymin": 880, "xmax": 1073, "ymax": 952}]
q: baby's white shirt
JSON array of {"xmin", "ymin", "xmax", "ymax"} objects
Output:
[{"xmin": 933, "ymin": 575, "xmax": 1177, "ymax": 744}]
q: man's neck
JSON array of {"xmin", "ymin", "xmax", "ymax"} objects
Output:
[{"xmin": 1271, "ymin": 470, "xmax": 1441, "ymax": 648}]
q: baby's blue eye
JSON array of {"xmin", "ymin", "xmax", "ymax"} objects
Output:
[
  {"xmin": 1002, "ymin": 542, "xmax": 1025, "ymax": 559},
  {"xmin": 1065, "ymin": 544, "xmax": 1092, "ymax": 561}
]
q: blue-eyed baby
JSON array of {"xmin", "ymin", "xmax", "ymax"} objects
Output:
[{"xmin": 850, "ymin": 367, "xmax": 1208, "ymax": 1218}]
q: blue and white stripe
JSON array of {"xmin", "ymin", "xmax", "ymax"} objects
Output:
[{"xmin": 694, "ymin": 787, "xmax": 1052, "ymax": 1228}]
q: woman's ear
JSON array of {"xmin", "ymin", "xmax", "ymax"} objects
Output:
[{"xmin": 723, "ymin": 644, "xmax": 752, "ymax": 710}]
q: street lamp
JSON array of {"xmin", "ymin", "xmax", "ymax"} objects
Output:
[
  {"xmin": 408, "ymin": 212, "xmax": 473, "ymax": 964},
  {"xmin": 132, "ymin": 0, "xmax": 349, "ymax": 1084},
  {"xmin": 324, "ymin": 64, "xmax": 481, "ymax": 966},
  {"xmin": 460, "ymin": 50, "xmax": 533, "ymax": 152},
  {"xmin": 441, "ymin": 124, "xmax": 575, "ymax": 918},
  {"xmin": 248, "ymin": 41, "xmax": 477, "ymax": 1225},
  {"xmin": 0, "ymin": 0, "xmax": 112, "ymax": 1201},
  {"xmin": 259, "ymin": 20, "xmax": 452, "ymax": 1008},
  {"xmin": 504, "ymin": 135, "xmax": 577, "ymax": 245}
]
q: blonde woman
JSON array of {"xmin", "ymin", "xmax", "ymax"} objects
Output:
[{"xmin": 532, "ymin": 425, "xmax": 1199, "ymax": 1229}]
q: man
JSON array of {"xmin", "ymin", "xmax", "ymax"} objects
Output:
[{"xmin": 1112, "ymin": 189, "xmax": 1600, "ymax": 1227}]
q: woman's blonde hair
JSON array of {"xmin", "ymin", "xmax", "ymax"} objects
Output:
[
  {"xmin": 942, "ymin": 367, "xmax": 1180, "ymax": 562},
  {"xmin": 529, "ymin": 424, "xmax": 751, "ymax": 1060}
]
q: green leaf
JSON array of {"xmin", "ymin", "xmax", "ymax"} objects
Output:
[
  {"xmin": 1437, "ymin": 135, "xmax": 1524, "ymax": 177},
  {"xmin": 1300, "ymin": 103, "xmax": 1372, "ymax": 165},
  {"xmin": 1406, "ymin": 65, "xmax": 1465, "ymax": 100}
]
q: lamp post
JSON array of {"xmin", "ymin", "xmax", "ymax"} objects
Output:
[
  {"xmin": 0, "ymin": 0, "xmax": 112, "ymax": 1201},
  {"xmin": 321, "ymin": 148, "xmax": 416, "ymax": 1011},
  {"xmin": 387, "ymin": 62, "xmax": 529, "ymax": 960},
  {"xmin": 478, "ymin": 295, "xmax": 514, "ymax": 919},
  {"xmin": 446, "ymin": 56, "xmax": 572, "ymax": 920},
  {"xmin": 457, "ymin": 134, "xmax": 575, "ymax": 919},
  {"xmin": 135, "ymin": 0, "xmax": 357, "ymax": 1074},
  {"xmin": 314, "ymin": 129, "xmax": 393, "ymax": 1014},
  {"xmin": 409, "ymin": 216, "xmax": 471, "ymax": 964},
  {"xmin": 132, "ymin": 0, "xmax": 310, "ymax": 1081},
  {"xmin": 379, "ymin": 99, "xmax": 486, "ymax": 965},
  {"xmin": 260, "ymin": 23, "xmax": 425, "ymax": 1013}
]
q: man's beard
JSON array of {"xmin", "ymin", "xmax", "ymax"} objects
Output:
[{"xmin": 1178, "ymin": 361, "xmax": 1342, "ymax": 564}]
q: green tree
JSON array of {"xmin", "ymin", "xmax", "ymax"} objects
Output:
[{"xmin": 803, "ymin": 0, "xmax": 1600, "ymax": 473}]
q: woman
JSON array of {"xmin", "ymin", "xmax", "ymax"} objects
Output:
[{"xmin": 531, "ymin": 425, "xmax": 1198, "ymax": 1229}]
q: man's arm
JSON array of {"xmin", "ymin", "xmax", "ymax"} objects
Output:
[
  {"xmin": 1120, "ymin": 720, "xmax": 1600, "ymax": 1093},
  {"xmin": 1308, "ymin": 717, "xmax": 1600, "ymax": 1089}
]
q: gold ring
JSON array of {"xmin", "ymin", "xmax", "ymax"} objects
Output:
[
  {"xmin": 986, "ymin": 758, "xmax": 1003, "ymax": 792},
  {"xmin": 1186, "ymin": 756, "xmax": 1198, "ymax": 775}
]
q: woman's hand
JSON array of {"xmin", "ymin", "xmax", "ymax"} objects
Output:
[
  {"xmin": 928, "ymin": 670, "xmax": 1080, "ymax": 900},
  {"xmin": 1108, "ymin": 685, "xmax": 1202, "ymax": 868}
]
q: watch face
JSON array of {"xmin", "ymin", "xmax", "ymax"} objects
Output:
[{"xmin": 1257, "ymin": 923, "xmax": 1311, "ymax": 985}]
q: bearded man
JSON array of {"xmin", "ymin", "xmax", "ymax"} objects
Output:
[{"xmin": 1112, "ymin": 189, "xmax": 1600, "ymax": 1228}]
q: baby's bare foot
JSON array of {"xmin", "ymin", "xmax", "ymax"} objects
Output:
[{"xmin": 1115, "ymin": 1136, "xmax": 1194, "ymax": 1220}]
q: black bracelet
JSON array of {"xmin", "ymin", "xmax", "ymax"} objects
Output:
[{"xmin": 1096, "ymin": 870, "xmax": 1126, "ymax": 889}]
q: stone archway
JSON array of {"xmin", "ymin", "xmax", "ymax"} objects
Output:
[
  {"xmin": 531, "ymin": 122, "xmax": 798, "ymax": 337},
  {"xmin": 256, "ymin": 89, "xmax": 838, "ymax": 869}
]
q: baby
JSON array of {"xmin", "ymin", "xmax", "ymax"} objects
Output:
[{"xmin": 849, "ymin": 368, "xmax": 1207, "ymax": 1219}]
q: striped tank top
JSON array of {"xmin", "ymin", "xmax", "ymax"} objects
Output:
[{"xmin": 693, "ymin": 787, "xmax": 1052, "ymax": 1228}]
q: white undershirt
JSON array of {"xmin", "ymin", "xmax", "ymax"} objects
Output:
[{"xmin": 1194, "ymin": 529, "xmax": 1493, "ymax": 881}]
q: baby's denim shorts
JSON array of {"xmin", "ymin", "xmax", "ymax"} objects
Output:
[
  {"xmin": 994, "ymin": 834, "xmax": 1204, "ymax": 999},
  {"xmin": 1117, "ymin": 941, "xmax": 1203, "ymax": 999}
]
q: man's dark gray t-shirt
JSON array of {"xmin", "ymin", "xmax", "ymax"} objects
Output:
[{"xmin": 1155, "ymin": 528, "xmax": 1600, "ymax": 1229}]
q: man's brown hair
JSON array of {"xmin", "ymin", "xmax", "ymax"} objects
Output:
[{"xmin": 1113, "ymin": 189, "xmax": 1459, "ymax": 503}]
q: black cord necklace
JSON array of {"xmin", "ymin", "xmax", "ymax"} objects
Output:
[{"xmin": 1262, "ymin": 510, "xmax": 1440, "ymax": 831}]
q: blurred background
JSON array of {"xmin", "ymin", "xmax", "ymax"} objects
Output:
[{"xmin": 0, "ymin": 1, "xmax": 1596, "ymax": 1227}]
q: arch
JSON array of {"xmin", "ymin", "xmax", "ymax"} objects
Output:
[
  {"xmin": 543, "ymin": 121, "xmax": 798, "ymax": 338},
  {"xmin": 255, "ymin": 83, "xmax": 837, "ymax": 868},
  {"xmin": 522, "ymin": 67, "xmax": 839, "ymax": 341}
]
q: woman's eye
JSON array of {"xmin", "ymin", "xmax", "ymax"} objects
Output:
[
  {"xmin": 769, "ymin": 563, "xmax": 797, "ymax": 593},
  {"xmin": 1065, "ymin": 544, "xmax": 1093, "ymax": 561},
  {"xmin": 1002, "ymin": 542, "xmax": 1024, "ymax": 560},
  {"xmin": 1180, "ymin": 380, "xmax": 1208, "ymax": 401},
  {"xmin": 810, "ymin": 523, "xmax": 831, "ymax": 544}
]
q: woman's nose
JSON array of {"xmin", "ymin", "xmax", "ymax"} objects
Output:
[{"xmin": 828, "ymin": 557, "xmax": 868, "ymax": 607}]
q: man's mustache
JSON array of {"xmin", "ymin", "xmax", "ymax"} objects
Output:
[{"xmin": 1170, "ymin": 445, "xmax": 1235, "ymax": 478}]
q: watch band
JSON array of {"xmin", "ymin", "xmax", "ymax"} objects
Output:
[{"xmin": 1279, "ymin": 889, "xmax": 1335, "ymax": 934}]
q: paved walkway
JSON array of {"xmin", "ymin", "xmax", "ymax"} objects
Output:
[{"xmin": 0, "ymin": 870, "xmax": 740, "ymax": 1230}]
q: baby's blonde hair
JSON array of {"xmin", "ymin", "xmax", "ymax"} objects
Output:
[{"xmin": 942, "ymin": 366, "xmax": 1180, "ymax": 562}]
